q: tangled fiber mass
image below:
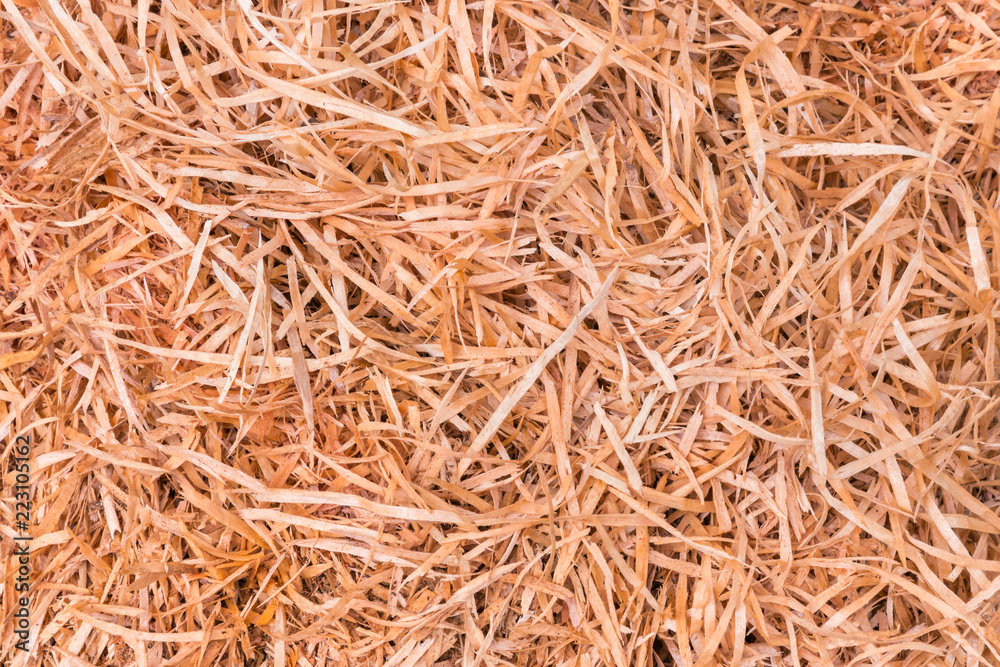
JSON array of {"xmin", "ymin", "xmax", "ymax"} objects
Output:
[{"xmin": 2, "ymin": 0, "xmax": 1000, "ymax": 665}]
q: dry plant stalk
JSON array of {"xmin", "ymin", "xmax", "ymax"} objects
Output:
[{"xmin": 1, "ymin": 0, "xmax": 1000, "ymax": 665}]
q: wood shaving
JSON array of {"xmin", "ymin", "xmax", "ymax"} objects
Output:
[{"xmin": 1, "ymin": 1, "xmax": 999, "ymax": 665}]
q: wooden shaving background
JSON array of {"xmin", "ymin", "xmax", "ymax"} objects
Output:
[{"xmin": 1, "ymin": 0, "xmax": 999, "ymax": 665}]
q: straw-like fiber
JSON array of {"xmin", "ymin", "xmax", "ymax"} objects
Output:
[{"xmin": 2, "ymin": 1, "xmax": 1000, "ymax": 666}]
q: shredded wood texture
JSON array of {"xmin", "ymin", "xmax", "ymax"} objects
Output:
[{"xmin": 2, "ymin": 0, "xmax": 1000, "ymax": 665}]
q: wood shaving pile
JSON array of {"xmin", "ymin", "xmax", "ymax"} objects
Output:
[{"xmin": 2, "ymin": 0, "xmax": 1000, "ymax": 665}]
